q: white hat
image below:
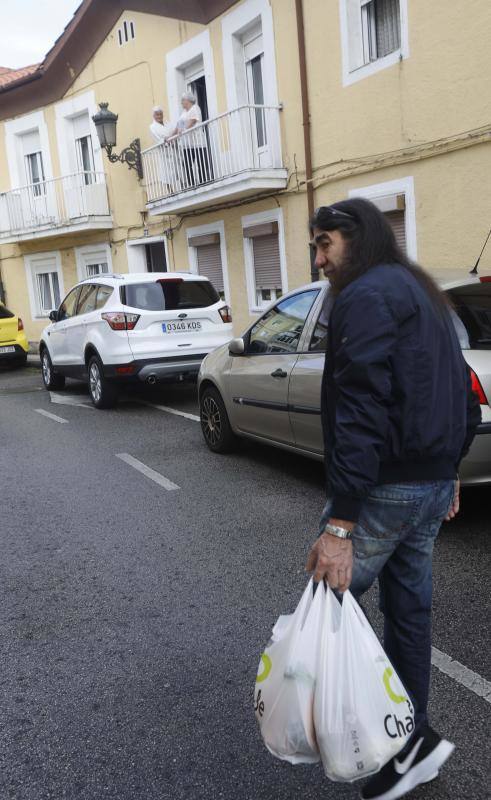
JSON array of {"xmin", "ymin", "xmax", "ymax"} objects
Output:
[{"xmin": 152, "ymin": 105, "xmax": 163, "ymax": 113}]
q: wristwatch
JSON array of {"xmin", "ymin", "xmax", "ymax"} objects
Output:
[{"xmin": 324, "ymin": 522, "xmax": 352, "ymax": 539}]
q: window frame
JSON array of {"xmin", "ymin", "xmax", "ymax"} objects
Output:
[
  {"xmin": 241, "ymin": 208, "xmax": 288, "ymax": 314},
  {"xmin": 24, "ymin": 251, "xmax": 65, "ymax": 320},
  {"xmin": 246, "ymin": 289, "xmax": 320, "ymax": 356},
  {"xmin": 75, "ymin": 243, "xmax": 112, "ymax": 282},
  {"xmin": 339, "ymin": 0, "xmax": 409, "ymax": 86},
  {"xmin": 348, "ymin": 175, "xmax": 417, "ymax": 260}
]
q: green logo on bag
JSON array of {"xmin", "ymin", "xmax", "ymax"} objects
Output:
[
  {"xmin": 256, "ymin": 653, "xmax": 272, "ymax": 683},
  {"xmin": 383, "ymin": 667, "xmax": 407, "ymax": 704}
]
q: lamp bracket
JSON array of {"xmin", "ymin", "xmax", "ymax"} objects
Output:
[{"xmin": 105, "ymin": 138, "xmax": 143, "ymax": 179}]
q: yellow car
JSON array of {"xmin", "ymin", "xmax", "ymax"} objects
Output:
[{"xmin": 0, "ymin": 301, "xmax": 29, "ymax": 366}]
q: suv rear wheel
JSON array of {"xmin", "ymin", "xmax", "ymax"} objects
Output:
[
  {"xmin": 41, "ymin": 348, "xmax": 65, "ymax": 390},
  {"xmin": 200, "ymin": 385, "xmax": 237, "ymax": 453},
  {"xmin": 88, "ymin": 355, "xmax": 117, "ymax": 409}
]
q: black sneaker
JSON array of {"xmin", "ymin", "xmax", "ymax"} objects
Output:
[{"xmin": 360, "ymin": 726, "xmax": 454, "ymax": 800}]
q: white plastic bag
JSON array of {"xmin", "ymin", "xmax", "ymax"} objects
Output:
[
  {"xmin": 314, "ymin": 587, "xmax": 415, "ymax": 782},
  {"xmin": 254, "ymin": 579, "xmax": 324, "ymax": 764}
]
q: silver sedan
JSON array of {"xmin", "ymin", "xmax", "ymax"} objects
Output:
[{"xmin": 198, "ymin": 273, "xmax": 491, "ymax": 485}]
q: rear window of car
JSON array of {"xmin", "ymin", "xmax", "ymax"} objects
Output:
[
  {"xmin": 121, "ymin": 279, "xmax": 220, "ymax": 311},
  {"xmin": 0, "ymin": 304, "xmax": 14, "ymax": 319},
  {"xmin": 447, "ymin": 283, "xmax": 491, "ymax": 350}
]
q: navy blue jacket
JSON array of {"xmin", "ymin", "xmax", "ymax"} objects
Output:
[{"xmin": 321, "ymin": 263, "xmax": 481, "ymax": 522}]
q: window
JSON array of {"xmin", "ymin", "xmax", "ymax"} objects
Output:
[
  {"xmin": 243, "ymin": 22, "xmax": 266, "ymax": 148},
  {"xmin": 25, "ymin": 151, "xmax": 45, "ymax": 196},
  {"xmin": 36, "ymin": 272, "xmax": 60, "ymax": 314},
  {"xmin": 244, "ymin": 222, "xmax": 283, "ymax": 307},
  {"xmin": 122, "ymin": 279, "xmax": 219, "ymax": 311},
  {"xmin": 58, "ymin": 287, "xmax": 80, "ymax": 320},
  {"xmin": 341, "ymin": 0, "xmax": 407, "ymax": 84},
  {"xmin": 248, "ymin": 290, "xmax": 319, "ymax": 354},
  {"xmin": 0, "ymin": 304, "xmax": 15, "ymax": 319},
  {"xmin": 77, "ymin": 284, "xmax": 98, "ymax": 315},
  {"xmin": 118, "ymin": 19, "xmax": 135, "ymax": 46},
  {"xmin": 145, "ymin": 242, "xmax": 167, "ymax": 273},
  {"xmin": 75, "ymin": 245, "xmax": 112, "ymax": 281},
  {"xmin": 25, "ymin": 252, "xmax": 64, "ymax": 319},
  {"xmin": 86, "ymin": 262, "xmax": 109, "ymax": 277},
  {"xmin": 448, "ymin": 284, "xmax": 491, "ymax": 351},
  {"xmin": 95, "ymin": 285, "xmax": 113, "ymax": 310},
  {"xmin": 349, "ymin": 177, "xmax": 416, "ymax": 259},
  {"xmin": 188, "ymin": 232, "xmax": 225, "ymax": 298},
  {"xmin": 76, "ymin": 135, "xmax": 95, "ymax": 184},
  {"xmin": 243, "ymin": 210, "xmax": 287, "ymax": 312}
]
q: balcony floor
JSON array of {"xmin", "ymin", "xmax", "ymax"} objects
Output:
[
  {"xmin": 145, "ymin": 169, "xmax": 288, "ymax": 216},
  {"xmin": 0, "ymin": 215, "xmax": 113, "ymax": 245}
]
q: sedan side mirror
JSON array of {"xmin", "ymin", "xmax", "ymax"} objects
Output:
[
  {"xmin": 49, "ymin": 310, "xmax": 59, "ymax": 322},
  {"xmin": 228, "ymin": 337, "xmax": 245, "ymax": 356}
]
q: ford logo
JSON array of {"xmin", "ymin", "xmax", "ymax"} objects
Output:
[{"xmin": 178, "ymin": 313, "xmax": 187, "ymax": 319}]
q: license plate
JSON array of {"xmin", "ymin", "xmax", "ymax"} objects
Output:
[
  {"xmin": 0, "ymin": 346, "xmax": 15, "ymax": 354},
  {"xmin": 162, "ymin": 320, "xmax": 202, "ymax": 333}
]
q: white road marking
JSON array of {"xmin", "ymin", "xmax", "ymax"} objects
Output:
[
  {"xmin": 50, "ymin": 391, "xmax": 94, "ymax": 408},
  {"xmin": 144, "ymin": 402, "xmax": 200, "ymax": 423},
  {"xmin": 116, "ymin": 453, "xmax": 180, "ymax": 491},
  {"xmin": 431, "ymin": 647, "xmax": 491, "ymax": 703},
  {"xmin": 34, "ymin": 408, "xmax": 69, "ymax": 424}
]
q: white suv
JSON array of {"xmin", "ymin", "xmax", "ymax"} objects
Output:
[{"xmin": 39, "ymin": 272, "xmax": 233, "ymax": 408}]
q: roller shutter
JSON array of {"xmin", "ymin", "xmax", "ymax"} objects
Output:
[
  {"xmin": 385, "ymin": 210, "xmax": 406, "ymax": 253},
  {"xmin": 252, "ymin": 233, "xmax": 282, "ymax": 290},
  {"xmin": 196, "ymin": 242, "xmax": 224, "ymax": 294}
]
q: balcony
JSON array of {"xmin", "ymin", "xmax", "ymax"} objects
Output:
[
  {"xmin": 0, "ymin": 171, "xmax": 112, "ymax": 244},
  {"xmin": 142, "ymin": 105, "xmax": 288, "ymax": 215}
]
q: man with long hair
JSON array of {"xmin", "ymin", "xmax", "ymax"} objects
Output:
[{"xmin": 306, "ymin": 199, "xmax": 480, "ymax": 800}]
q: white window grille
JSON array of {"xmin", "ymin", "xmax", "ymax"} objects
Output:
[
  {"xmin": 86, "ymin": 262, "xmax": 109, "ymax": 277},
  {"xmin": 36, "ymin": 271, "xmax": 60, "ymax": 315}
]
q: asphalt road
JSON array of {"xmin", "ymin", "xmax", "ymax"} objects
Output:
[{"xmin": 0, "ymin": 364, "xmax": 489, "ymax": 800}]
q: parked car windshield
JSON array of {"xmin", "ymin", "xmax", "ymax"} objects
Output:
[
  {"xmin": 122, "ymin": 279, "xmax": 220, "ymax": 311},
  {"xmin": 0, "ymin": 304, "xmax": 15, "ymax": 319},
  {"xmin": 447, "ymin": 282, "xmax": 491, "ymax": 349}
]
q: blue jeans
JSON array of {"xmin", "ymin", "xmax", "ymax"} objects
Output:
[{"xmin": 319, "ymin": 480, "xmax": 455, "ymax": 732}]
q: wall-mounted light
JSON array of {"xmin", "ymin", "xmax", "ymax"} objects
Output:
[{"xmin": 92, "ymin": 102, "xmax": 143, "ymax": 179}]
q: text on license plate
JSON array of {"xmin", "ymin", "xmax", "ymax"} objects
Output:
[
  {"xmin": 162, "ymin": 321, "xmax": 202, "ymax": 333},
  {"xmin": 0, "ymin": 346, "xmax": 16, "ymax": 354}
]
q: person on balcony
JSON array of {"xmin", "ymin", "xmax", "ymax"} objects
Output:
[
  {"xmin": 149, "ymin": 106, "xmax": 174, "ymax": 143},
  {"xmin": 173, "ymin": 91, "xmax": 211, "ymax": 188},
  {"xmin": 149, "ymin": 105, "xmax": 180, "ymax": 195}
]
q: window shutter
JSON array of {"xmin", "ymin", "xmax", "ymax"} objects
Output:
[
  {"xmin": 72, "ymin": 113, "xmax": 90, "ymax": 140},
  {"xmin": 385, "ymin": 210, "xmax": 406, "ymax": 253},
  {"xmin": 196, "ymin": 242, "xmax": 224, "ymax": 293},
  {"xmin": 375, "ymin": 0, "xmax": 401, "ymax": 57},
  {"xmin": 21, "ymin": 130, "xmax": 41, "ymax": 156},
  {"xmin": 252, "ymin": 233, "xmax": 282, "ymax": 289}
]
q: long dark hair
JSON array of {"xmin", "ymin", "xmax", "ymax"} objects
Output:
[{"xmin": 310, "ymin": 198, "xmax": 449, "ymax": 310}]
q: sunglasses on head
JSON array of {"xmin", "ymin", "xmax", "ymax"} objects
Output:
[{"xmin": 313, "ymin": 205, "xmax": 356, "ymax": 221}]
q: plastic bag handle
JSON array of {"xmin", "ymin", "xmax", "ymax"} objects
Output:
[{"xmin": 343, "ymin": 590, "xmax": 371, "ymax": 629}]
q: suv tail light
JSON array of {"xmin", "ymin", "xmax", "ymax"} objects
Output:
[
  {"xmin": 18, "ymin": 318, "xmax": 24, "ymax": 331},
  {"xmin": 219, "ymin": 305, "xmax": 232, "ymax": 323},
  {"xmin": 470, "ymin": 369, "xmax": 487, "ymax": 404},
  {"xmin": 102, "ymin": 312, "xmax": 140, "ymax": 331}
]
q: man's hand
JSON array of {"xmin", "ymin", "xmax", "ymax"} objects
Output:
[
  {"xmin": 445, "ymin": 479, "xmax": 460, "ymax": 521},
  {"xmin": 306, "ymin": 519, "xmax": 354, "ymax": 592}
]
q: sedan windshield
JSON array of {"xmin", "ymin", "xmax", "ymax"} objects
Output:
[{"xmin": 447, "ymin": 283, "xmax": 491, "ymax": 349}]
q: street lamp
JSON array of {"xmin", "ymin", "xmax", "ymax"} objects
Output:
[{"xmin": 92, "ymin": 102, "xmax": 143, "ymax": 179}]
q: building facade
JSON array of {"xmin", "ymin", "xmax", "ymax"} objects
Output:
[{"xmin": 0, "ymin": 0, "xmax": 490, "ymax": 343}]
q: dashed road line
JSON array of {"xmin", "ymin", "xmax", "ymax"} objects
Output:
[
  {"xmin": 34, "ymin": 408, "xmax": 69, "ymax": 424},
  {"xmin": 144, "ymin": 402, "xmax": 200, "ymax": 422},
  {"xmin": 116, "ymin": 453, "xmax": 180, "ymax": 491},
  {"xmin": 431, "ymin": 647, "xmax": 491, "ymax": 703}
]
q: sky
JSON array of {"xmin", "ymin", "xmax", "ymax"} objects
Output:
[{"xmin": 0, "ymin": 0, "xmax": 82, "ymax": 69}]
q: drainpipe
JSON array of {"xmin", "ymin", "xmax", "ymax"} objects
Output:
[{"xmin": 295, "ymin": 0, "xmax": 318, "ymax": 282}]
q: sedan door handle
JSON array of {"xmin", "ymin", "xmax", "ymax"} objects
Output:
[{"xmin": 271, "ymin": 368, "xmax": 288, "ymax": 378}]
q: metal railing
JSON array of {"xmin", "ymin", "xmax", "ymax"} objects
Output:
[
  {"xmin": 142, "ymin": 104, "xmax": 284, "ymax": 203},
  {"xmin": 0, "ymin": 171, "xmax": 110, "ymax": 238}
]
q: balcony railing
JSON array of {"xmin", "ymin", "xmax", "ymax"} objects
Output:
[
  {"xmin": 0, "ymin": 171, "xmax": 111, "ymax": 241},
  {"xmin": 142, "ymin": 104, "xmax": 285, "ymax": 207}
]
